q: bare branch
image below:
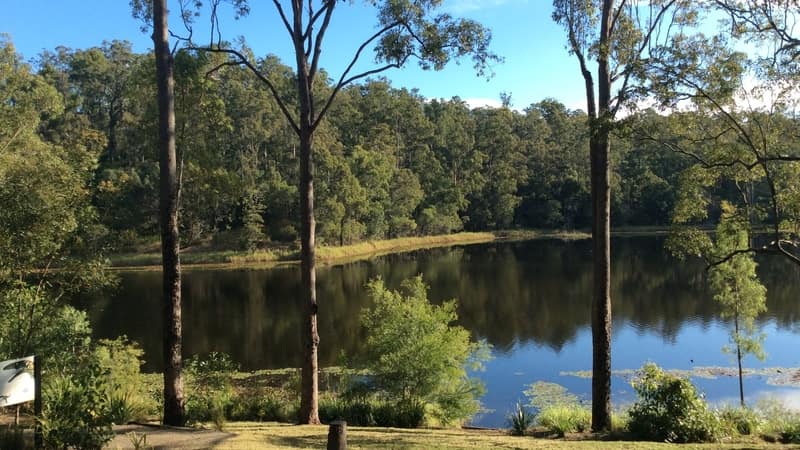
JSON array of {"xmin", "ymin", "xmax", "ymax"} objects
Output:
[
  {"xmin": 272, "ymin": 0, "xmax": 294, "ymax": 39},
  {"xmin": 192, "ymin": 46, "xmax": 300, "ymax": 134},
  {"xmin": 612, "ymin": 0, "xmax": 679, "ymax": 117},
  {"xmin": 313, "ymin": 58, "xmax": 407, "ymax": 130},
  {"xmin": 308, "ymin": 0, "xmax": 336, "ymax": 82},
  {"xmin": 310, "ymin": 20, "xmax": 403, "ymax": 130},
  {"xmin": 706, "ymin": 247, "xmax": 763, "ymax": 270}
]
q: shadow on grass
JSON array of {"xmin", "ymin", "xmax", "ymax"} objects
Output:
[{"xmin": 262, "ymin": 427, "xmax": 538, "ymax": 450}]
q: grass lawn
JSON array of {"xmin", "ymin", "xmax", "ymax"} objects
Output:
[{"xmin": 208, "ymin": 423, "xmax": 796, "ymax": 450}]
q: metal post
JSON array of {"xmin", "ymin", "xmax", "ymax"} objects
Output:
[{"xmin": 34, "ymin": 355, "xmax": 42, "ymax": 449}]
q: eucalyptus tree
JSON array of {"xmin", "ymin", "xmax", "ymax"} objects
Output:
[
  {"xmin": 181, "ymin": 0, "xmax": 498, "ymax": 424},
  {"xmin": 144, "ymin": 0, "xmax": 187, "ymax": 426},
  {"xmin": 552, "ymin": 0, "xmax": 696, "ymax": 430}
]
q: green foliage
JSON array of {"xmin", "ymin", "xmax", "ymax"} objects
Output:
[
  {"xmin": 0, "ymin": 284, "xmax": 93, "ymax": 373},
  {"xmin": 756, "ymin": 397, "xmax": 800, "ymax": 442},
  {"xmin": 536, "ymin": 404, "xmax": 592, "ymax": 437},
  {"xmin": 717, "ymin": 406, "xmax": 761, "ymax": 436},
  {"xmin": 184, "ymin": 352, "xmax": 239, "ymax": 425},
  {"xmin": 319, "ymin": 397, "xmax": 425, "ymax": 428},
  {"xmin": 709, "ymin": 203, "xmax": 767, "ymax": 358},
  {"xmin": 523, "ymin": 381, "xmax": 588, "ymax": 437},
  {"xmin": 94, "ymin": 337, "xmax": 155, "ymax": 423},
  {"xmin": 227, "ymin": 390, "xmax": 298, "ymax": 422},
  {"xmin": 507, "ymin": 402, "xmax": 535, "ymax": 436},
  {"xmin": 40, "ymin": 357, "xmax": 114, "ymax": 450},
  {"xmin": 360, "ymin": 276, "xmax": 490, "ymax": 425},
  {"xmin": 627, "ymin": 363, "xmax": 720, "ymax": 443}
]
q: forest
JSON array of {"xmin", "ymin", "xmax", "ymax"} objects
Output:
[{"xmin": 3, "ymin": 37, "xmax": 706, "ymax": 253}]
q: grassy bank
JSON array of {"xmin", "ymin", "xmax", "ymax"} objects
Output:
[
  {"xmin": 109, "ymin": 230, "xmax": 592, "ymax": 270},
  {"xmin": 206, "ymin": 423, "xmax": 789, "ymax": 449}
]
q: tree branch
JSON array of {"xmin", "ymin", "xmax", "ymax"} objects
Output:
[
  {"xmin": 311, "ymin": 20, "xmax": 403, "ymax": 129},
  {"xmin": 193, "ymin": 46, "xmax": 300, "ymax": 134},
  {"xmin": 308, "ymin": 0, "xmax": 336, "ymax": 83},
  {"xmin": 272, "ymin": 0, "xmax": 295, "ymax": 39}
]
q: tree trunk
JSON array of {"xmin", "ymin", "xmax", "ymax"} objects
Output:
[
  {"xmin": 297, "ymin": 126, "xmax": 320, "ymax": 424},
  {"xmin": 590, "ymin": 0, "xmax": 614, "ymax": 432},
  {"xmin": 291, "ymin": 2, "xmax": 320, "ymax": 424},
  {"xmin": 153, "ymin": 0, "xmax": 186, "ymax": 427},
  {"xmin": 589, "ymin": 131, "xmax": 612, "ymax": 431}
]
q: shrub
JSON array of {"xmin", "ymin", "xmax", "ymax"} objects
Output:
[
  {"xmin": 756, "ymin": 398, "xmax": 800, "ymax": 443},
  {"xmin": 184, "ymin": 352, "xmax": 238, "ymax": 425},
  {"xmin": 318, "ymin": 397, "xmax": 425, "ymax": 428},
  {"xmin": 39, "ymin": 358, "xmax": 114, "ymax": 450},
  {"xmin": 507, "ymin": 402, "xmax": 535, "ymax": 436},
  {"xmin": 781, "ymin": 421, "xmax": 800, "ymax": 444},
  {"xmin": 627, "ymin": 363, "xmax": 719, "ymax": 443},
  {"xmin": 360, "ymin": 276, "xmax": 490, "ymax": 426},
  {"xmin": 228, "ymin": 390, "xmax": 297, "ymax": 422},
  {"xmin": 523, "ymin": 381, "xmax": 589, "ymax": 436},
  {"xmin": 95, "ymin": 337, "xmax": 155, "ymax": 423},
  {"xmin": 718, "ymin": 406, "xmax": 761, "ymax": 436},
  {"xmin": 537, "ymin": 404, "xmax": 591, "ymax": 436}
]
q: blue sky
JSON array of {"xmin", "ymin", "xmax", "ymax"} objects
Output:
[{"xmin": 2, "ymin": 0, "xmax": 588, "ymax": 111}]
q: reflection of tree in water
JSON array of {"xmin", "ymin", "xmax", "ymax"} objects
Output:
[{"xmin": 76, "ymin": 237, "xmax": 800, "ymax": 371}]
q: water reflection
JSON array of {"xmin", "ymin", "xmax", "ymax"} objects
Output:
[{"xmin": 78, "ymin": 236, "xmax": 800, "ymax": 373}]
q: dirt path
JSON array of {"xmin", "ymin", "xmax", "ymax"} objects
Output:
[{"xmin": 105, "ymin": 424, "xmax": 233, "ymax": 449}]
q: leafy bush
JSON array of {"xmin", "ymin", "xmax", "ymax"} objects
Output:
[
  {"xmin": 95, "ymin": 337, "xmax": 155, "ymax": 423},
  {"xmin": 756, "ymin": 398, "xmax": 800, "ymax": 443},
  {"xmin": 319, "ymin": 397, "xmax": 425, "ymax": 428},
  {"xmin": 523, "ymin": 381, "xmax": 589, "ymax": 436},
  {"xmin": 537, "ymin": 404, "xmax": 591, "ymax": 436},
  {"xmin": 781, "ymin": 421, "xmax": 800, "ymax": 444},
  {"xmin": 627, "ymin": 363, "xmax": 719, "ymax": 443},
  {"xmin": 39, "ymin": 358, "xmax": 114, "ymax": 450},
  {"xmin": 718, "ymin": 406, "xmax": 761, "ymax": 436},
  {"xmin": 507, "ymin": 402, "xmax": 535, "ymax": 436},
  {"xmin": 184, "ymin": 352, "xmax": 238, "ymax": 425},
  {"xmin": 360, "ymin": 276, "xmax": 490, "ymax": 426},
  {"xmin": 228, "ymin": 390, "xmax": 297, "ymax": 422}
]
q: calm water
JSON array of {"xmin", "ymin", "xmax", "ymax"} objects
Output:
[{"xmin": 77, "ymin": 237, "xmax": 800, "ymax": 427}]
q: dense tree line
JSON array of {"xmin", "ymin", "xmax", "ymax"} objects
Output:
[{"xmin": 5, "ymin": 38, "xmax": 705, "ymax": 252}]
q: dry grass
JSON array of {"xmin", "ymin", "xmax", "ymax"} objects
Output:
[
  {"xmin": 209, "ymin": 423, "xmax": 793, "ymax": 450},
  {"xmin": 108, "ymin": 230, "xmax": 601, "ymax": 270}
]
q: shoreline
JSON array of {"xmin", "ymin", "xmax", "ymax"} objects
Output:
[{"xmin": 107, "ymin": 227, "xmax": 678, "ymax": 272}]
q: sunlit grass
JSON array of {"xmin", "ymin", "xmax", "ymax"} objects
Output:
[{"xmin": 210, "ymin": 422, "xmax": 791, "ymax": 449}]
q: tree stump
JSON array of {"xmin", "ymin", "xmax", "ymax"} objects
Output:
[{"xmin": 326, "ymin": 420, "xmax": 347, "ymax": 450}]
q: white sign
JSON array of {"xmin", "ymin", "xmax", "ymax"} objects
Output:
[{"xmin": 0, "ymin": 356, "xmax": 35, "ymax": 407}]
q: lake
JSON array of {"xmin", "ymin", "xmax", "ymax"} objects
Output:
[{"xmin": 77, "ymin": 236, "xmax": 800, "ymax": 428}]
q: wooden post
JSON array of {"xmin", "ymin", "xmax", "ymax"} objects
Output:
[
  {"xmin": 326, "ymin": 420, "xmax": 347, "ymax": 450},
  {"xmin": 34, "ymin": 355, "xmax": 42, "ymax": 449}
]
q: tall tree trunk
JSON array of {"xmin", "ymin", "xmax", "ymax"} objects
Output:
[
  {"xmin": 590, "ymin": 0, "xmax": 614, "ymax": 432},
  {"xmin": 294, "ymin": 13, "xmax": 320, "ymax": 419},
  {"xmin": 153, "ymin": 0, "xmax": 186, "ymax": 427},
  {"xmin": 297, "ymin": 125, "xmax": 320, "ymax": 424}
]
